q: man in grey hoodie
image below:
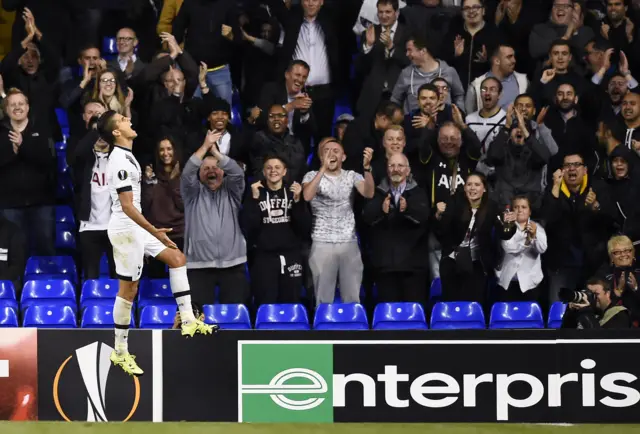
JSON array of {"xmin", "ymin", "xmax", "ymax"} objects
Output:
[
  {"xmin": 181, "ymin": 130, "xmax": 249, "ymax": 305},
  {"xmin": 391, "ymin": 35, "xmax": 465, "ymax": 114}
]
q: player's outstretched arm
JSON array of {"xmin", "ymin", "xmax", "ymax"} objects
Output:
[{"xmin": 119, "ymin": 190, "xmax": 178, "ymax": 249}]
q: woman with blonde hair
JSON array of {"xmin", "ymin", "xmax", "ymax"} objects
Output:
[{"xmin": 90, "ymin": 69, "xmax": 133, "ymax": 118}]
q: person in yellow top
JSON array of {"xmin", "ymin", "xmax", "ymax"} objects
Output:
[{"xmin": 157, "ymin": 0, "xmax": 184, "ymax": 36}]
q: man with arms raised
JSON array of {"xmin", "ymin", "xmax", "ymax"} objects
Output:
[{"xmin": 98, "ymin": 111, "xmax": 213, "ymax": 377}]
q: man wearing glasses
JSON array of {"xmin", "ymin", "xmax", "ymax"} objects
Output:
[
  {"xmin": 107, "ymin": 28, "xmax": 145, "ymax": 80},
  {"xmin": 542, "ymin": 152, "xmax": 616, "ymax": 303},
  {"xmin": 363, "ymin": 152, "xmax": 430, "ymax": 305}
]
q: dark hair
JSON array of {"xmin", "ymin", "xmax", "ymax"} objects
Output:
[
  {"xmin": 431, "ymin": 77, "xmax": 451, "ymax": 88},
  {"xmin": 466, "ymin": 171, "xmax": 488, "ymax": 191},
  {"xmin": 491, "ymin": 43, "xmax": 514, "ymax": 61},
  {"xmin": 481, "ymin": 76, "xmax": 503, "ymax": 94},
  {"xmin": 515, "ymin": 93, "xmax": 535, "ymax": 105},
  {"xmin": 377, "ymin": 0, "xmax": 399, "ymax": 10},
  {"xmin": 463, "ymin": 0, "xmax": 484, "ymax": 6},
  {"xmin": 96, "ymin": 110, "xmax": 119, "ymax": 146},
  {"xmin": 563, "ymin": 152, "xmax": 585, "ymax": 164},
  {"xmin": 286, "ymin": 59, "xmax": 310, "ymax": 73},
  {"xmin": 549, "ymin": 38, "xmax": 571, "ymax": 54},
  {"xmin": 418, "ymin": 83, "xmax": 440, "ymax": 98},
  {"xmin": 83, "ymin": 99, "xmax": 107, "ymax": 110},
  {"xmin": 262, "ymin": 154, "xmax": 289, "ymax": 168},
  {"xmin": 375, "ymin": 100, "xmax": 402, "ymax": 119},
  {"xmin": 511, "ymin": 194, "xmax": 531, "ymax": 208},
  {"xmin": 586, "ymin": 277, "xmax": 611, "ymax": 293},
  {"xmin": 406, "ymin": 35, "xmax": 433, "ymax": 55},
  {"xmin": 78, "ymin": 44, "xmax": 100, "ymax": 58},
  {"xmin": 155, "ymin": 136, "xmax": 182, "ymax": 169}
]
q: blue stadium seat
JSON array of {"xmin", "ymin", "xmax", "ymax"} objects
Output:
[
  {"xmin": 0, "ymin": 306, "xmax": 18, "ymax": 327},
  {"xmin": 102, "ymin": 37, "xmax": 117, "ymax": 54},
  {"xmin": 56, "ymin": 171, "xmax": 74, "ymax": 200},
  {"xmin": 55, "ymin": 141, "xmax": 67, "ymax": 152},
  {"xmin": 430, "ymin": 277, "xmax": 442, "ymax": 301},
  {"xmin": 489, "ymin": 302, "xmax": 545, "ymax": 329},
  {"xmin": 55, "ymin": 108, "xmax": 69, "ymax": 129},
  {"xmin": 80, "ymin": 279, "xmax": 119, "ymax": 308},
  {"xmin": 22, "ymin": 305, "xmax": 77, "ymax": 328},
  {"xmin": 81, "ymin": 304, "xmax": 135, "ymax": 328},
  {"xmin": 372, "ymin": 303, "xmax": 428, "ymax": 330},
  {"xmin": 139, "ymin": 305, "xmax": 176, "ymax": 329},
  {"xmin": 255, "ymin": 304, "xmax": 310, "ymax": 330},
  {"xmin": 313, "ymin": 303, "xmax": 369, "ymax": 330},
  {"xmin": 0, "ymin": 281, "xmax": 17, "ymax": 302},
  {"xmin": 138, "ymin": 279, "xmax": 175, "ymax": 310},
  {"xmin": 57, "ymin": 153, "xmax": 69, "ymax": 174},
  {"xmin": 25, "ymin": 256, "xmax": 77, "ymax": 283},
  {"xmin": 430, "ymin": 302, "xmax": 486, "ymax": 330},
  {"xmin": 99, "ymin": 254, "xmax": 110, "ymax": 276},
  {"xmin": 55, "ymin": 227, "xmax": 77, "ymax": 251},
  {"xmin": 231, "ymin": 104, "xmax": 242, "ymax": 128},
  {"xmin": 0, "ymin": 298, "xmax": 18, "ymax": 313},
  {"xmin": 203, "ymin": 304, "xmax": 251, "ymax": 329},
  {"xmin": 548, "ymin": 302, "xmax": 567, "ymax": 329},
  {"xmin": 56, "ymin": 206, "xmax": 75, "ymax": 226},
  {"xmin": 21, "ymin": 280, "xmax": 76, "ymax": 313}
]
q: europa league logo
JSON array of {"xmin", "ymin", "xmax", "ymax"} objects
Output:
[{"xmin": 53, "ymin": 342, "xmax": 140, "ymax": 422}]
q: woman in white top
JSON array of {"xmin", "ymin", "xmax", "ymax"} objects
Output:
[{"xmin": 495, "ymin": 195, "xmax": 547, "ymax": 301}]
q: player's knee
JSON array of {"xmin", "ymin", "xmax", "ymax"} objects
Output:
[{"xmin": 169, "ymin": 251, "xmax": 186, "ymax": 269}]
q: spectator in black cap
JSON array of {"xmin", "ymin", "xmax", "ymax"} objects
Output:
[{"xmin": 335, "ymin": 113, "xmax": 354, "ymax": 143}]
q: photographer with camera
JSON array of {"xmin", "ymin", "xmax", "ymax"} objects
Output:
[{"xmin": 560, "ymin": 277, "xmax": 632, "ymax": 329}]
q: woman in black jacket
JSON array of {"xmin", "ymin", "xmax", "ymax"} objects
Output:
[{"xmin": 435, "ymin": 172, "xmax": 515, "ymax": 303}]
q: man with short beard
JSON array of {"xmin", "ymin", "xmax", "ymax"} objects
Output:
[
  {"xmin": 532, "ymin": 39, "xmax": 589, "ymax": 106},
  {"xmin": 302, "ymin": 139, "xmax": 375, "ymax": 304},
  {"xmin": 545, "ymin": 83, "xmax": 598, "ymax": 175},
  {"xmin": 405, "ymin": 84, "xmax": 453, "ymax": 152},
  {"xmin": 363, "ymin": 152, "xmax": 430, "ymax": 305},
  {"xmin": 597, "ymin": 0, "xmax": 638, "ymax": 66},
  {"xmin": 181, "ymin": 131, "xmax": 249, "ymax": 305},
  {"xmin": 242, "ymin": 156, "xmax": 311, "ymax": 307},
  {"xmin": 486, "ymin": 104, "xmax": 552, "ymax": 211},
  {"xmin": 611, "ymin": 91, "xmax": 640, "ymax": 156},
  {"xmin": 250, "ymin": 104, "xmax": 307, "ymax": 183}
]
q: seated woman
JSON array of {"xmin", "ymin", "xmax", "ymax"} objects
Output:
[{"xmin": 495, "ymin": 195, "xmax": 547, "ymax": 302}]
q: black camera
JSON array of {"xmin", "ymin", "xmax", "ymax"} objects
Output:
[{"xmin": 558, "ymin": 288, "xmax": 596, "ymax": 306}]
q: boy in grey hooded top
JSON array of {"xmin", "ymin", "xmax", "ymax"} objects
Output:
[
  {"xmin": 390, "ymin": 36, "xmax": 465, "ymax": 114},
  {"xmin": 181, "ymin": 131, "xmax": 247, "ymax": 270}
]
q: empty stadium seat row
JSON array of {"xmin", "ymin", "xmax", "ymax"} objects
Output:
[{"xmin": 0, "ymin": 302, "xmax": 568, "ymax": 330}]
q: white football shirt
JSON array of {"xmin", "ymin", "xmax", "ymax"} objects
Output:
[{"xmin": 107, "ymin": 145, "xmax": 142, "ymax": 231}]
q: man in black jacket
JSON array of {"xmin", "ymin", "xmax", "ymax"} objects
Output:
[
  {"xmin": 363, "ymin": 152, "xmax": 430, "ymax": 305},
  {"xmin": 242, "ymin": 155, "xmax": 311, "ymax": 307},
  {"xmin": 67, "ymin": 100, "xmax": 116, "ymax": 279},
  {"xmin": 265, "ymin": 0, "xmax": 342, "ymax": 141},
  {"xmin": 543, "ymin": 152, "xmax": 617, "ymax": 303},
  {"xmin": 0, "ymin": 8, "xmax": 62, "ymax": 142},
  {"xmin": 250, "ymin": 104, "xmax": 307, "ymax": 183},
  {"xmin": 0, "ymin": 88, "xmax": 56, "ymax": 256},
  {"xmin": 173, "ymin": 0, "xmax": 241, "ymax": 104},
  {"xmin": 355, "ymin": 0, "xmax": 410, "ymax": 120},
  {"xmin": 256, "ymin": 59, "xmax": 315, "ymax": 154}
]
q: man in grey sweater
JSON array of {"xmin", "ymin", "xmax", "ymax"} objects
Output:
[{"xmin": 181, "ymin": 130, "xmax": 249, "ymax": 305}]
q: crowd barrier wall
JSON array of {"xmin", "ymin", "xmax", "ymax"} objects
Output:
[{"xmin": 2, "ymin": 329, "xmax": 640, "ymax": 423}]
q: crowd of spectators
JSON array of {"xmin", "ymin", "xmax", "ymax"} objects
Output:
[{"xmin": 1, "ymin": 0, "xmax": 640, "ymax": 328}]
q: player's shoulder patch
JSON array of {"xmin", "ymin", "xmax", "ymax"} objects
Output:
[{"xmin": 117, "ymin": 170, "xmax": 128, "ymax": 181}]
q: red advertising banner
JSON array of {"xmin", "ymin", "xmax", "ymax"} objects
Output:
[{"xmin": 0, "ymin": 328, "xmax": 38, "ymax": 421}]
